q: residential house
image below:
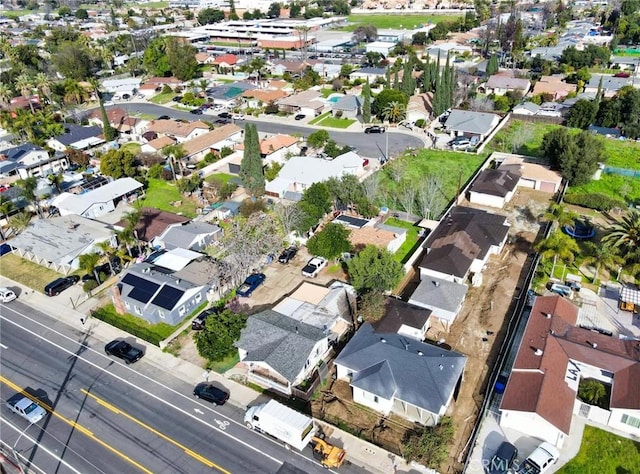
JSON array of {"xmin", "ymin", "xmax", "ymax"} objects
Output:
[
  {"xmin": 181, "ymin": 124, "xmax": 243, "ymax": 162},
  {"xmin": 144, "ymin": 76, "xmax": 183, "ymax": 91},
  {"xmin": 584, "ymin": 74, "xmax": 635, "ymax": 98},
  {"xmin": 531, "ymin": 75, "xmax": 576, "ymax": 100},
  {"xmin": 140, "ymin": 136, "xmax": 177, "ymax": 155},
  {"xmin": 331, "ymin": 95, "xmax": 362, "ymax": 119},
  {"xmin": 116, "ymin": 208, "xmax": 190, "ymax": 243},
  {"xmin": 277, "ymin": 90, "xmax": 325, "ymax": 116},
  {"xmin": 444, "ymin": 110, "xmax": 501, "ymax": 141},
  {"xmin": 0, "ymin": 144, "xmax": 68, "ymax": 181},
  {"xmin": 101, "ymin": 77, "xmax": 141, "ymax": 100},
  {"xmin": 212, "ymin": 200, "xmax": 241, "ymax": 220},
  {"xmin": 47, "ymin": 125, "xmax": 105, "ymax": 152},
  {"xmin": 417, "ymin": 206, "xmax": 510, "ymax": 286},
  {"xmin": 212, "ymin": 54, "xmax": 239, "ymax": 70},
  {"xmin": 86, "ymin": 107, "xmax": 145, "ymax": 136},
  {"xmin": 334, "ymin": 323, "xmax": 467, "ymax": 425},
  {"xmin": 138, "ymin": 82, "xmax": 163, "ymax": 99},
  {"xmin": 265, "ymin": 152, "xmax": 365, "ymax": 199},
  {"xmin": 408, "ymin": 277, "xmax": 468, "ymax": 330},
  {"xmin": 512, "ymin": 101, "xmax": 565, "ymax": 118},
  {"xmin": 208, "ymin": 82, "xmax": 256, "ymax": 107},
  {"xmin": 148, "ymin": 247, "xmax": 203, "ymax": 272},
  {"xmin": 482, "ymin": 74, "xmax": 531, "ymax": 96},
  {"xmin": 495, "ymin": 153, "xmax": 563, "ymax": 193},
  {"xmin": 407, "ymin": 93, "xmax": 433, "ymax": 124},
  {"xmin": 152, "ymin": 221, "xmax": 222, "ymax": 251},
  {"xmin": 195, "ymin": 52, "xmax": 216, "ymax": 65},
  {"xmin": 270, "ymin": 60, "xmax": 320, "ymax": 77},
  {"xmin": 373, "ymin": 298, "xmax": 432, "ymax": 341},
  {"xmin": 312, "ymin": 62, "xmax": 342, "ymax": 80},
  {"xmin": 114, "ymin": 262, "xmax": 207, "ymax": 325},
  {"xmin": 9, "ymin": 214, "xmax": 117, "ymax": 274},
  {"xmin": 51, "ymin": 177, "xmax": 143, "ymax": 219},
  {"xmin": 468, "ymin": 168, "xmax": 521, "ymax": 209},
  {"xmin": 609, "ymin": 55, "xmax": 640, "ymax": 73},
  {"xmin": 332, "ymin": 214, "xmax": 407, "ymax": 253},
  {"xmin": 350, "ymin": 67, "xmax": 387, "ymax": 83},
  {"xmin": 241, "ymin": 88, "xmax": 289, "ymax": 109},
  {"xmin": 365, "ymin": 41, "xmax": 397, "ymax": 56},
  {"xmin": 145, "ymin": 119, "xmax": 210, "ymax": 144},
  {"xmin": 500, "ymin": 295, "xmax": 640, "ymax": 447},
  {"xmin": 237, "ymin": 134, "xmax": 299, "ymax": 165}
]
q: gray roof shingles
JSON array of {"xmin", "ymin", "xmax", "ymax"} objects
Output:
[
  {"xmin": 444, "ymin": 109, "xmax": 500, "ymax": 135},
  {"xmin": 470, "ymin": 169, "xmax": 521, "ymax": 197}
]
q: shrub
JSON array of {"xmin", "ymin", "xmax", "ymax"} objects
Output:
[
  {"xmin": 83, "ymin": 280, "xmax": 98, "ymax": 293},
  {"xmin": 161, "ymin": 85, "xmax": 172, "ymax": 94},
  {"xmin": 148, "ymin": 163, "xmax": 165, "ymax": 179},
  {"xmin": 564, "ymin": 193, "xmax": 626, "ymax": 211},
  {"xmin": 91, "ymin": 304, "xmax": 176, "ymax": 346},
  {"xmin": 264, "ymin": 102, "xmax": 279, "ymax": 114},
  {"xmin": 415, "ymin": 118, "xmax": 426, "ymax": 128}
]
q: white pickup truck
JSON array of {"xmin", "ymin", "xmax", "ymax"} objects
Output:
[{"xmin": 6, "ymin": 395, "xmax": 47, "ymax": 423}]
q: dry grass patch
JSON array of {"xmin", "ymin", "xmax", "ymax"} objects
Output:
[{"xmin": 0, "ymin": 254, "xmax": 63, "ymax": 292}]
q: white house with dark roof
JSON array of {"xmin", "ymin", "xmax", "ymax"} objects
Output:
[
  {"xmin": 334, "ymin": 323, "xmax": 466, "ymax": 425},
  {"xmin": 483, "ymin": 74, "xmax": 531, "ymax": 96},
  {"xmin": 152, "ymin": 221, "xmax": 222, "ymax": 251},
  {"xmin": 47, "ymin": 125, "xmax": 105, "ymax": 152},
  {"xmin": 114, "ymin": 262, "xmax": 207, "ymax": 325},
  {"xmin": 0, "ymin": 144, "xmax": 68, "ymax": 180},
  {"xmin": 444, "ymin": 110, "xmax": 501, "ymax": 141},
  {"xmin": 468, "ymin": 168, "xmax": 521, "ymax": 208}
]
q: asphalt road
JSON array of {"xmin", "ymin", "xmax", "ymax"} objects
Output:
[
  {"xmin": 0, "ymin": 301, "xmax": 364, "ymax": 474},
  {"xmin": 98, "ymin": 102, "xmax": 424, "ymax": 158}
]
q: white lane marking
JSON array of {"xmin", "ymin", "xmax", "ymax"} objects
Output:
[
  {"xmin": 194, "ymin": 408, "xmax": 205, "ymax": 415},
  {"xmin": 1, "ymin": 418, "xmax": 82, "ymax": 474},
  {"xmin": 215, "ymin": 419, "xmax": 230, "ymax": 431},
  {"xmin": 0, "ymin": 343, "xmax": 8, "ymax": 349},
  {"xmin": 0, "ymin": 312, "xmax": 282, "ymax": 466}
]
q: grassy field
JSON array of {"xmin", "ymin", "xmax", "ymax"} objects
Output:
[
  {"xmin": 385, "ymin": 217, "xmax": 421, "ymax": 263},
  {"xmin": 343, "ymin": 13, "xmax": 461, "ymax": 31},
  {"xmin": 320, "ymin": 88, "xmax": 335, "ymax": 98},
  {"xmin": 567, "ymin": 174, "xmax": 640, "ymax": 203},
  {"xmin": 120, "ymin": 142, "xmax": 141, "ymax": 155},
  {"xmin": 602, "ymin": 138, "xmax": 640, "ymax": 169},
  {"xmin": 150, "ymin": 92, "xmax": 175, "ymax": 105},
  {"xmin": 315, "ymin": 115, "xmax": 356, "ymax": 129},
  {"xmin": 557, "ymin": 425, "xmax": 640, "ymax": 474},
  {"xmin": 1, "ymin": 9, "xmax": 33, "ymax": 18},
  {"xmin": 377, "ymin": 149, "xmax": 487, "ymax": 218},
  {"xmin": 131, "ymin": 1, "xmax": 169, "ymax": 8},
  {"xmin": 488, "ymin": 120, "xmax": 565, "ymax": 158},
  {"xmin": 0, "ymin": 254, "xmax": 63, "ymax": 293},
  {"xmin": 140, "ymin": 179, "xmax": 198, "ymax": 218}
]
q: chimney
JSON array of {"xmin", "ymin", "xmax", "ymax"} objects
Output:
[
  {"xmin": 534, "ymin": 348, "xmax": 543, "ymax": 356},
  {"xmin": 433, "ymin": 280, "xmax": 440, "ymax": 287},
  {"xmin": 176, "ymin": 279, "xmax": 181, "ymax": 284}
]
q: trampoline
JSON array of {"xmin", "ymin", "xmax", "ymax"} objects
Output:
[{"xmin": 564, "ymin": 218, "xmax": 595, "ymax": 240}]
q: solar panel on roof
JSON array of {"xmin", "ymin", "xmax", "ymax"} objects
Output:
[
  {"xmin": 122, "ymin": 273, "xmax": 160, "ymax": 303},
  {"xmin": 151, "ymin": 286, "xmax": 184, "ymax": 310}
]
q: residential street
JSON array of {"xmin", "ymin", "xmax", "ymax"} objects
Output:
[{"xmin": 0, "ymin": 300, "xmax": 366, "ymax": 474}]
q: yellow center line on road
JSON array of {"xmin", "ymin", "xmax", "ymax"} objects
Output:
[
  {"xmin": 81, "ymin": 388, "xmax": 230, "ymax": 474},
  {"xmin": 0, "ymin": 375, "xmax": 152, "ymax": 474}
]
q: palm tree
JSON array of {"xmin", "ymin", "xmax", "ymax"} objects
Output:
[
  {"xmin": 542, "ymin": 203, "xmax": 578, "ymax": 231},
  {"xmin": 8, "ymin": 211, "xmax": 32, "ymax": 235},
  {"xmin": 581, "ymin": 242, "xmax": 623, "ymax": 283},
  {"xmin": 381, "ymin": 101, "xmax": 406, "ymax": 124},
  {"xmin": 116, "ymin": 227, "xmax": 136, "ymax": 258},
  {"xmin": 162, "ymin": 144, "xmax": 187, "ymax": 180},
  {"xmin": 0, "ymin": 196, "xmax": 13, "ymax": 240},
  {"xmin": 0, "ymin": 83, "xmax": 13, "ymax": 108},
  {"xmin": 602, "ymin": 209, "xmax": 640, "ymax": 255},
  {"xmin": 96, "ymin": 239, "xmax": 117, "ymax": 275},
  {"xmin": 122, "ymin": 209, "xmax": 143, "ymax": 254},
  {"xmin": 15, "ymin": 73, "xmax": 35, "ymax": 113},
  {"xmin": 578, "ymin": 379, "xmax": 606, "ymax": 406},
  {"xmin": 78, "ymin": 252, "xmax": 102, "ymax": 283},
  {"xmin": 16, "ymin": 176, "xmax": 43, "ymax": 218},
  {"xmin": 34, "ymin": 72, "xmax": 52, "ymax": 105},
  {"xmin": 63, "ymin": 80, "xmax": 89, "ymax": 106},
  {"xmin": 534, "ymin": 231, "xmax": 580, "ymax": 279},
  {"xmin": 48, "ymin": 172, "xmax": 64, "ymax": 194}
]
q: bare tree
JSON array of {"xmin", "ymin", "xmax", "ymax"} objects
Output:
[
  {"xmin": 510, "ymin": 123, "xmax": 534, "ymax": 153},
  {"xmin": 469, "ymin": 97, "xmax": 495, "ymax": 112},
  {"xmin": 399, "ymin": 182, "xmax": 416, "ymax": 216},
  {"xmin": 416, "ymin": 176, "xmax": 445, "ymax": 220},
  {"xmin": 273, "ymin": 202, "xmax": 303, "ymax": 239},
  {"xmin": 362, "ymin": 174, "xmax": 380, "ymax": 204},
  {"xmin": 387, "ymin": 159, "xmax": 407, "ymax": 184}
]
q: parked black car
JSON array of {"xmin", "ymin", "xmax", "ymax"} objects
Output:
[
  {"xmin": 364, "ymin": 125, "xmax": 385, "ymax": 134},
  {"xmin": 190, "ymin": 108, "xmax": 203, "ymax": 115},
  {"xmin": 218, "ymin": 112, "xmax": 232, "ymax": 119},
  {"xmin": 488, "ymin": 441, "xmax": 518, "ymax": 474},
  {"xmin": 294, "ymin": 113, "xmax": 306, "ymax": 120},
  {"xmin": 278, "ymin": 246, "xmax": 297, "ymax": 264},
  {"xmin": 193, "ymin": 383, "xmax": 229, "ymax": 405},
  {"xmin": 172, "ymin": 95, "xmax": 183, "ymax": 103},
  {"xmin": 44, "ymin": 276, "xmax": 80, "ymax": 296},
  {"xmin": 191, "ymin": 308, "xmax": 219, "ymax": 330},
  {"xmin": 104, "ymin": 340, "xmax": 144, "ymax": 364},
  {"xmin": 158, "ymin": 115, "xmax": 171, "ymax": 120}
]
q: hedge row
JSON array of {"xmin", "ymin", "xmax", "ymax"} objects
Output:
[
  {"xmin": 90, "ymin": 305, "xmax": 176, "ymax": 346},
  {"xmin": 564, "ymin": 193, "xmax": 626, "ymax": 211}
]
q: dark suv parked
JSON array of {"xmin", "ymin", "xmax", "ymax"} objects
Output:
[{"xmin": 44, "ymin": 276, "xmax": 80, "ymax": 296}]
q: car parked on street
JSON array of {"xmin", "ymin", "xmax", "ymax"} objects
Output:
[
  {"xmin": 232, "ymin": 113, "xmax": 245, "ymax": 120},
  {"xmin": 0, "ymin": 287, "xmax": 17, "ymax": 303},
  {"xmin": 44, "ymin": 275, "xmax": 80, "ymax": 296},
  {"xmin": 158, "ymin": 115, "xmax": 170, "ymax": 120},
  {"xmin": 193, "ymin": 383, "xmax": 229, "ymax": 405},
  {"xmin": 278, "ymin": 246, "xmax": 298, "ymax": 264},
  {"xmin": 364, "ymin": 125, "xmax": 385, "ymax": 134},
  {"xmin": 190, "ymin": 108, "xmax": 203, "ymax": 115},
  {"xmin": 237, "ymin": 273, "xmax": 266, "ymax": 297},
  {"xmin": 517, "ymin": 442, "xmax": 559, "ymax": 474},
  {"xmin": 218, "ymin": 112, "xmax": 232, "ymax": 119},
  {"xmin": 192, "ymin": 308, "xmax": 219, "ymax": 330},
  {"xmin": 302, "ymin": 257, "xmax": 327, "ymax": 278},
  {"xmin": 294, "ymin": 114, "xmax": 306, "ymax": 120},
  {"xmin": 6, "ymin": 395, "xmax": 47, "ymax": 423},
  {"xmin": 104, "ymin": 340, "xmax": 144, "ymax": 364},
  {"xmin": 488, "ymin": 441, "xmax": 518, "ymax": 474}
]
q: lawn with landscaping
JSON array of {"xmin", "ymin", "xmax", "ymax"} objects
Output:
[
  {"xmin": 343, "ymin": 13, "xmax": 460, "ymax": 31},
  {"xmin": 314, "ymin": 115, "xmax": 356, "ymax": 129},
  {"xmin": 120, "ymin": 142, "xmax": 141, "ymax": 155},
  {"xmin": 557, "ymin": 425, "xmax": 640, "ymax": 474},
  {"xmin": 91, "ymin": 304, "xmax": 178, "ymax": 346},
  {"xmin": 205, "ymin": 173, "xmax": 236, "ymax": 185},
  {"xmin": 385, "ymin": 217, "xmax": 421, "ymax": 263},
  {"xmin": 140, "ymin": 178, "xmax": 198, "ymax": 218},
  {"xmin": 150, "ymin": 92, "xmax": 175, "ymax": 104},
  {"xmin": 309, "ymin": 112, "xmax": 331, "ymax": 125},
  {"xmin": 0, "ymin": 254, "xmax": 63, "ymax": 293}
]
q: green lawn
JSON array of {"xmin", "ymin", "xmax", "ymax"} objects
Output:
[
  {"xmin": 207, "ymin": 353, "xmax": 240, "ymax": 374},
  {"xmin": 377, "ymin": 149, "xmax": 487, "ymax": 219},
  {"xmin": 557, "ymin": 425, "xmax": 640, "ymax": 474},
  {"xmin": 309, "ymin": 112, "xmax": 331, "ymax": 125},
  {"xmin": 140, "ymin": 179, "xmax": 198, "ymax": 218},
  {"xmin": 132, "ymin": 1, "xmax": 169, "ymax": 8},
  {"xmin": 150, "ymin": 92, "xmax": 175, "ymax": 105},
  {"xmin": 343, "ymin": 13, "xmax": 461, "ymax": 31},
  {"xmin": 205, "ymin": 173, "xmax": 235, "ymax": 185},
  {"xmin": 385, "ymin": 218, "xmax": 421, "ymax": 263},
  {"xmin": 320, "ymin": 88, "xmax": 335, "ymax": 98},
  {"xmin": 567, "ymin": 174, "xmax": 640, "ymax": 203},
  {"xmin": 120, "ymin": 142, "xmax": 141, "ymax": 155},
  {"xmin": 91, "ymin": 304, "xmax": 178, "ymax": 346},
  {"xmin": 315, "ymin": 115, "xmax": 356, "ymax": 129},
  {"xmin": 488, "ymin": 120, "xmax": 566, "ymax": 158},
  {"xmin": 602, "ymin": 138, "xmax": 640, "ymax": 170},
  {"xmin": 0, "ymin": 254, "xmax": 63, "ymax": 293}
]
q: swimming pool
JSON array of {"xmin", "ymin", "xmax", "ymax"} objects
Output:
[{"xmin": 327, "ymin": 96, "xmax": 343, "ymax": 103}]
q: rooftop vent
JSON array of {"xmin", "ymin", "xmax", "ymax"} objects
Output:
[
  {"xmin": 433, "ymin": 281, "xmax": 440, "ymax": 287},
  {"xmin": 439, "ymin": 364, "xmax": 443, "ymax": 370},
  {"xmin": 417, "ymin": 351, "xmax": 423, "ymax": 356},
  {"xmin": 545, "ymin": 313, "xmax": 552, "ymax": 319},
  {"xmin": 175, "ymin": 279, "xmax": 181, "ymax": 284},
  {"xmin": 534, "ymin": 348, "xmax": 543, "ymax": 356},
  {"xmin": 380, "ymin": 338, "xmax": 387, "ymax": 343},
  {"xmin": 592, "ymin": 342, "xmax": 598, "ymax": 349}
]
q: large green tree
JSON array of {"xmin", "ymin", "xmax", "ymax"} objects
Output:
[
  {"xmin": 197, "ymin": 8, "xmax": 225, "ymax": 24},
  {"xmin": 100, "ymin": 149, "xmax": 138, "ymax": 179},
  {"xmin": 51, "ymin": 42, "xmax": 93, "ymax": 80},
  {"xmin": 165, "ymin": 37, "xmax": 198, "ymax": 81},
  {"xmin": 239, "ymin": 123, "xmax": 265, "ymax": 197},
  {"xmin": 540, "ymin": 129, "xmax": 603, "ymax": 186},
  {"xmin": 306, "ymin": 223, "xmax": 351, "ymax": 260},
  {"xmin": 347, "ymin": 245, "xmax": 403, "ymax": 293},
  {"xmin": 142, "ymin": 37, "xmax": 171, "ymax": 77},
  {"xmin": 566, "ymin": 99, "xmax": 598, "ymax": 129},
  {"xmin": 534, "ymin": 231, "xmax": 580, "ymax": 279},
  {"xmin": 372, "ymin": 89, "xmax": 408, "ymax": 120},
  {"xmin": 195, "ymin": 309, "xmax": 247, "ymax": 362},
  {"xmin": 301, "ymin": 182, "xmax": 332, "ymax": 219}
]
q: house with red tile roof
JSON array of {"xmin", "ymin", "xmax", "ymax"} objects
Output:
[
  {"xmin": 500, "ymin": 295, "xmax": 640, "ymax": 447},
  {"xmin": 181, "ymin": 124, "xmax": 243, "ymax": 162},
  {"xmin": 212, "ymin": 54, "xmax": 239, "ymax": 71},
  {"xmin": 238, "ymin": 134, "xmax": 300, "ymax": 164}
]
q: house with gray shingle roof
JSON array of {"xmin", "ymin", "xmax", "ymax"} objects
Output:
[
  {"xmin": 236, "ymin": 309, "xmax": 331, "ymax": 395},
  {"xmin": 584, "ymin": 74, "xmax": 636, "ymax": 98},
  {"xmin": 334, "ymin": 323, "xmax": 466, "ymax": 425},
  {"xmin": 152, "ymin": 221, "xmax": 222, "ymax": 251},
  {"xmin": 444, "ymin": 109, "xmax": 501, "ymax": 140},
  {"xmin": 408, "ymin": 277, "xmax": 468, "ymax": 330},
  {"xmin": 0, "ymin": 144, "xmax": 69, "ymax": 180},
  {"xmin": 468, "ymin": 168, "xmax": 521, "ymax": 208},
  {"xmin": 331, "ymin": 95, "xmax": 362, "ymax": 118},
  {"xmin": 47, "ymin": 125, "xmax": 105, "ymax": 152}
]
